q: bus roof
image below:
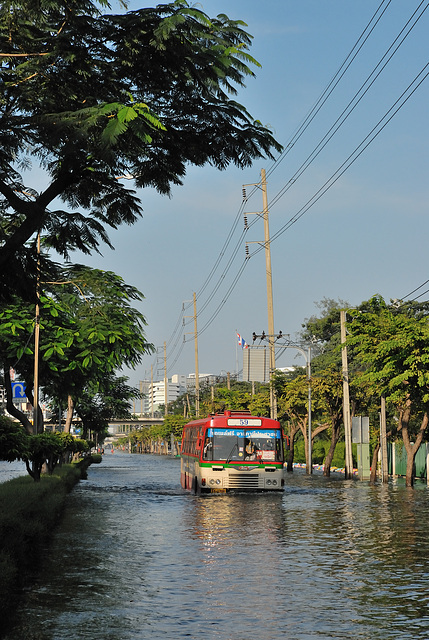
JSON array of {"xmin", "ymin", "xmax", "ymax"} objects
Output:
[{"xmin": 184, "ymin": 410, "xmax": 280, "ymax": 428}]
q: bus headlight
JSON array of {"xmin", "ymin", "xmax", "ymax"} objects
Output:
[
  {"xmin": 266, "ymin": 479, "xmax": 272, "ymax": 485},
  {"xmin": 216, "ymin": 479, "xmax": 221, "ymax": 485},
  {"xmin": 272, "ymin": 479, "xmax": 278, "ymax": 486},
  {"xmin": 209, "ymin": 479, "xmax": 215, "ymax": 485}
]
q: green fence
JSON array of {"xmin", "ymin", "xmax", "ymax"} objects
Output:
[{"xmin": 389, "ymin": 442, "xmax": 428, "ymax": 479}]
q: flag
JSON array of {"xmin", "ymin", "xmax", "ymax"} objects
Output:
[{"xmin": 237, "ymin": 332, "xmax": 249, "ymax": 349}]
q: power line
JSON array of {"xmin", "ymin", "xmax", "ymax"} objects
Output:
[
  {"xmin": 191, "ymin": 0, "xmax": 420, "ymax": 323},
  {"xmin": 156, "ymin": 2, "xmax": 428, "ymax": 373},
  {"xmin": 248, "ymin": 62, "xmax": 429, "ymax": 258},
  {"xmin": 191, "ymin": 2, "xmax": 396, "ymax": 318},
  {"xmin": 400, "ymin": 279, "xmax": 429, "ymax": 300},
  {"xmin": 267, "ymin": 0, "xmax": 428, "ymax": 212},
  {"xmin": 412, "ymin": 288, "xmax": 429, "ymax": 301},
  {"xmin": 265, "ymin": 0, "xmax": 393, "ymax": 182}
]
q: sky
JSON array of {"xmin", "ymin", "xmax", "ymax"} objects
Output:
[{"xmin": 72, "ymin": 0, "xmax": 428, "ymax": 386}]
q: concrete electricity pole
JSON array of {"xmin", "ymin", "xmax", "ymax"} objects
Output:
[
  {"xmin": 340, "ymin": 310, "xmax": 353, "ymax": 479},
  {"xmin": 193, "ymin": 292, "xmax": 200, "ymax": 417},
  {"xmin": 261, "ymin": 169, "xmax": 277, "ymax": 420},
  {"xmin": 164, "ymin": 341, "xmax": 168, "ymax": 417},
  {"xmin": 150, "ymin": 365, "xmax": 154, "ymax": 418},
  {"xmin": 33, "ymin": 231, "xmax": 41, "ymax": 434},
  {"xmin": 380, "ymin": 394, "xmax": 389, "ymax": 482}
]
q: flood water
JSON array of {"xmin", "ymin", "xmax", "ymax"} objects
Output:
[{"xmin": 3, "ymin": 453, "xmax": 429, "ymax": 640}]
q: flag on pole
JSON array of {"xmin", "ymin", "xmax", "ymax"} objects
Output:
[{"xmin": 237, "ymin": 332, "xmax": 249, "ymax": 349}]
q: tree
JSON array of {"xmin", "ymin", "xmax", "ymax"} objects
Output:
[
  {"xmin": 0, "ymin": 0, "xmax": 282, "ymax": 300},
  {"xmin": 300, "ymin": 298, "xmax": 379, "ymax": 477},
  {"xmin": 75, "ymin": 373, "xmax": 142, "ymax": 442},
  {"xmin": 0, "ymin": 414, "xmax": 29, "ymax": 461},
  {"xmin": 347, "ymin": 295, "xmax": 429, "ymax": 487},
  {"xmin": 0, "ymin": 265, "xmax": 153, "ymax": 434},
  {"xmin": 274, "ymin": 371, "xmax": 330, "ymax": 473}
]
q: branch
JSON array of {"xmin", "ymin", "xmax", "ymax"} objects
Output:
[
  {"xmin": 0, "ymin": 179, "xmax": 35, "ymax": 217},
  {"xmin": 3, "ymin": 364, "xmax": 34, "ymax": 435},
  {"xmin": 0, "ymin": 52, "xmax": 49, "ymax": 57},
  {"xmin": 0, "ymin": 172, "xmax": 76, "ymax": 268}
]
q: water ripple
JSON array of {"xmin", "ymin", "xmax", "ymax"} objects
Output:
[{"xmin": 4, "ymin": 453, "xmax": 429, "ymax": 640}]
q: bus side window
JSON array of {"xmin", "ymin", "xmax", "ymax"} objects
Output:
[{"xmin": 203, "ymin": 437, "xmax": 213, "ymax": 459}]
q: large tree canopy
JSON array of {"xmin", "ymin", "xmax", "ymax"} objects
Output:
[
  {"xmin": 347, "ymin": 295, "xmax": 429, "ymax": 486},
  {"xmin": 0, "ymin": 0, "xmax": 282, "ymax": 299},
  {"xmin": 0, "ymin": 265, "xmax": 153, "ymax": 433}
]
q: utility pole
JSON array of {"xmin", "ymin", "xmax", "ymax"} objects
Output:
[
  {"xmin": 261, "ymin": 169, "xmax": 277, "ymax": 420},
  {"xmin": 340, "ymin": 310, "xmax": 353, "ymax": 479},
  {"xmin": 164, "ymin": 341, "xmax": 168, "ymax": 417},
  {"xmin": 307, "ymin": 345, "xmax": 312, "ymax": 475},
  {"xmin": 33, "ymin": 231, "xmax": 41, "ymax": 434},
  {"xmin": 193, "ymin": 292, "xmax": 200, "ymax": 417},
  {"xmin": 380, "ymin": 394, "xmax": 389, "ymax": 483},
  {"xmin": 151, "ymin": 365, "xmax": 154, "ymax": 418}
]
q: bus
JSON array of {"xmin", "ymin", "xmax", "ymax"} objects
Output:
[{"xmin": 180, "ymin": 410, "xmax": 285, "ymax": 493}]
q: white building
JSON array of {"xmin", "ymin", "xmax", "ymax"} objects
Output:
[
  {"xmin": 137, "ymin": 377, "xmax": 186, "ymax": 416},
  {"xmin": 136, "ymin": 373, "xmax": 217, "ymax": 416}
]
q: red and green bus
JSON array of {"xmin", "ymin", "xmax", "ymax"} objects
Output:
[{"xmin": 180, "ymin": 410, "xmax": 285, "ymax": 494}]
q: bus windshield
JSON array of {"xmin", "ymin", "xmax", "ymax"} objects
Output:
[{"xmin": 202, "ymin": 428, "xmax": 283, "ymax": 462}]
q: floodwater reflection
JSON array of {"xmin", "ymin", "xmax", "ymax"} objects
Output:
[{"xmin": 3, "ymin": 454, "xmax": 429, "ymax": 640}]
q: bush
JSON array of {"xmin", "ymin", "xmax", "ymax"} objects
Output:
[
  {"xmin": 0, "ymin": 462, "xmax": 89, "ymax": 626},
  {"xmin": 293, "ymin": 437, "xmax": 348, "ymax": 468}
]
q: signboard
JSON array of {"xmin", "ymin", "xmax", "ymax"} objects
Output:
[
  {"xmin": 352, "ymin": 416, "xmax": 370, "ymax": 444},
  {"xmin": 12, "ymin": 382, "xmax": 27, "ymax": 400},
  {"xmin": 227, "ymin": 418, "xmax": 262, "ymax": 427},
  {"xmin": 207, "ymin": 428, "xmax": 280, "ymax": 438},
  {"xmin": 243, "ymin": 346, "xmax": 270, "ymax": 382}
]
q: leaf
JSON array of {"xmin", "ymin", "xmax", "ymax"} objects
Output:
[
  {"xmin": 116, "ymin": 106, "xmax": 138, "ymax": 124},
  {"xmin": 100, "ymin": 118, "xmax": 127, "ymax": 146}
]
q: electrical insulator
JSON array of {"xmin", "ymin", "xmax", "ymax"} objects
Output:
[
  {"xmin": 261, "ymin": 331, "xmax": 266, "ymax": 340},
  {"xmin": 244, "ymin": 215, "xmax": 248, "ymax": 228},
  {"xmin": 245, "ymin": 245, "xmax": 249, "ymax": 255},
  {"xmin": 242, "ymin": 187, "xmax": 247, "ymax": 200},
  {"xmin": 252, "ymin": 332, "xmax": 257, "ymax": 342}
]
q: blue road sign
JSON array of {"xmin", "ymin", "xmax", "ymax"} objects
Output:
[{"xmin": 12, "ymin": 382, "xmax": 26, "ymax": 399}]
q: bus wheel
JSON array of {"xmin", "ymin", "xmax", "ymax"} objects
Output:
[{"xmin": 193, "ymin": 477, "xmax": 200, "ymax": 496}]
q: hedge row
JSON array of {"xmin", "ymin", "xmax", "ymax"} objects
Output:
[{"xmin": 0, "ymin": 458, "xmax": 93, "ymax": 630}]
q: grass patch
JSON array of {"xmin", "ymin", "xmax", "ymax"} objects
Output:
[{"xmin": 0, "ymin": 459, "xmax": 92, "ymax": 628}]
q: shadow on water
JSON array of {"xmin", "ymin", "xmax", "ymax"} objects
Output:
[{"xmin": 4, "ymin": 453, "xmax": 429, "ymax": 640}]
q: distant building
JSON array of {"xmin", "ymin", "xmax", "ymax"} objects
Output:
[{"xmin": 136, "ymin": 373, "xmax": 217, "ymax": 416}]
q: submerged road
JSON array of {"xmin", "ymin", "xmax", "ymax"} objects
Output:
[{"xmin": 4, "ymin": 453, "xmax": 429, "ymax": 640}]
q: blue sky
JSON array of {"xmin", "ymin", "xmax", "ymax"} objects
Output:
[{"xmin": 74, "ymin": 0, "xmax": 428, "ymax": 385}]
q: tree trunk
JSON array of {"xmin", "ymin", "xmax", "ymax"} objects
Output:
[
  {"xmin": 64, "ymin": 395, "xmax": 74, "ymax": 433},
  {"xmin": 400, "ymin": 403, "xmax": 428, "ymax": 488},
  {"xmin": 24, "ymin": 379, "xmax": 44, "ymax": 433},
  {"xmin": 323, "ymin": 416, "xmax": 342, "ymax": 477},
  {"xmin": 370, "ymin": 442, "xmax": 380, "ymax": 483},
  {"xmin": 285, "ymin": 422, "xmax": 300, "ymax": 472}
]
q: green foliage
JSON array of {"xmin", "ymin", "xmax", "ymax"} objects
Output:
[
  {"xmin": 0, "ymin": 265, "xmax": 152, "ymax": 438},
  {"xmin": 347, "ymin": 296, "xmax": 429, "ymax": 408},
  {"xmin": 0, "ymin": 415, "xmax": 29, "ymax": 461},
  {"xmin": 0, "ymin": 0, "xmax": 281, "ymax": 301},
  {"xmin": 294, "ymin": 437, "xmax": 346, "ymax": 468},
  {"xmin": 162, "ymin": 414, "xmax": 187, "ymax": 439},
  {"xmin": 0, "ymin": 463, "xmax": 88, "ymax": 623},
  {"xmin": 75, "ymin": 372, "xmax": 142, "ymax": 438}
]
